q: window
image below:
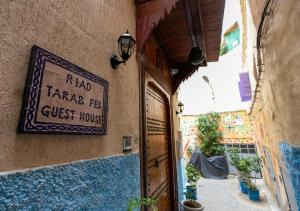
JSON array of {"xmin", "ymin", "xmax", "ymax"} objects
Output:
[{"xmin": 224, "ymin": 143, "xmax": 257, "ymax": 154}]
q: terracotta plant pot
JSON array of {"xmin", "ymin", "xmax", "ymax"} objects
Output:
[{"xmin": 181, "ymin": 200, "xmax": 204, "ymax": 211}]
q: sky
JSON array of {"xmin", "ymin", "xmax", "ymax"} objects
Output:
[{"xmin": 178, "ymin": 0, "xmax": 248, "ymax": 115}]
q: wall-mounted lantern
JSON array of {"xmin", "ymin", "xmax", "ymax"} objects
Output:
[
  {"xmin": 189, "ymin": 47, "xmax": 205, "ymax": 65},
  {"xmin": 111, "ymin": 30, "xmax": 136, "ymax": 69},
  {"xmin": 176, "ymin": 101, "xmax": 184, "ymax": 115}
]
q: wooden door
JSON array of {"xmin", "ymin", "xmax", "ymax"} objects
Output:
[{"xmin": 146, "ymin": 84, "xmax": 172, "ymax": 211}]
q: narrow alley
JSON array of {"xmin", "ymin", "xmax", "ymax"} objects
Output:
[
  {"xmin": 197, "ymin": 178, "xmax": 280, "ymax": 211},
  {"xmin": 0, "ymin": 0, "xmax": 299, "ymax": 210}
]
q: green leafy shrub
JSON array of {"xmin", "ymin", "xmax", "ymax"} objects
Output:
[
  {"xmin": 197, "ymin": 112, "xmax": 225, "ymax": 157},
  {"xmin": 185, "ymin": 164, "xmax": 201, "ymax": 187},
  {"xmin": 248, "ymin": 156, "xmax": 262, "ymax": 189},
  {"xmin": 247, "ymin": 181, "xmax": 258, "ymax": 191},
  {"xmin": 249, "ymin": 156, "xmax": 262, "ymax": 176},
  {"xmin": 228, "ymin": 147, "xmax": 240, "ymax": 168},
  {"xmin": 236, "ymin": 158, "xmax": 251, "ymax": 174},
  {"xmin": 228, "ymin": 148, "xmax": 251, "ymax": 182},
  {"xmin": 185, "ymin": 164, "xmax": 201, "ymax": 202},
  {"xmin": 187, "ymin": 146, "xmax": 193, "ymax": 155},
  {"xmin": 127, "ymin": 197, "xmax": 158, "ymax": 211},
  {"xmin": 229, "ymin": 149, "xmax": 263, "ymax": 190}
]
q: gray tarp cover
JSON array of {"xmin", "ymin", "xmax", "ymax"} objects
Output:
[{"xmin": 189, "ymin": 150, "xmax": 229, "ymax": 179}]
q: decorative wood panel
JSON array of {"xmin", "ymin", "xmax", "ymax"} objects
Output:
[
  {"xmin": 140, "ymin": 0, "xmax": 225, "ymax": 93},
  {"xmin": 146, "ymin": 85, "xmax": 171, "ymax": 211}
]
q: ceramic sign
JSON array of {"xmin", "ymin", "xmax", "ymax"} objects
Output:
[{"xmin": 18, "ymin": 46, "xmax": 109, "ymax": 135}]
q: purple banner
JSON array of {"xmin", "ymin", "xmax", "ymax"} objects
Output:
[{"xmin": 238, "ymin": 72, "xmax": 252, "ymax": 102}]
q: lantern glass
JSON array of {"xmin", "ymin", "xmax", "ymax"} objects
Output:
[
  {"xmin": 118, "ymin": 30, "xmax": 136, "ymax": 61},
  {"xmin": 178, "ymin": 101, "xmax": 184, "ymax": 113},
  {"xmin": 189, "ymin": 47, "xmax": 205, "ymax": 65}
]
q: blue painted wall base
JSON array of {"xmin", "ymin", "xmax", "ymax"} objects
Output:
[
  {"xmin": 0, "ymin": 153, "xmax": 140, "ymax": 211},
  {"xmin": 280, "ymin": 142, "xmax": 300, "ymax": 210},
  {"xmin": 176, "ymin": 158, "xmax": 184, "ymax": 202}
]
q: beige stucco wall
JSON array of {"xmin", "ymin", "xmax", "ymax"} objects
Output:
[
  {"xmin": 249, "ymin": 0, "xmax": 300, "ymax": 208},
  {"xmin": 252, "ymin": 0, "xmax": 300, "ymax": 154},
  {"xmin": 0, "ymin": 0, "xmax": 139, "ymax": 171},
  {"xmin": 247, "ymin": 0, "xmax": 267, "ymax": 30},
  {"xmin": 251, "ymin": 0, "xmax": 300, "ymax": 155},
  {"xmin": 172, "ymin": 92, "xmax": 181, "ymax": 161}
]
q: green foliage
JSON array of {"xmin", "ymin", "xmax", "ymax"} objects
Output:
[
  {"xmin": 219, "ymin": 41, "xmax": 228, "ymax": 56},
  {"xmin": 228, "ymin": 147, "xmax": 240, "ymax": 168},
  {"xmin": 228, "ymin": 148, "xmax": 263, "ymax": 187},
  {"xmin": 187, "ymin": 146, "xmax": 193, "ymax": 155},
  {"xmin": 185, "ymin": 165, "xmax": 200, "ymax": 202},
  {"xmin": 228, "ymin": 148, "xmax": 251, "ymax": 182},
  {"xmin": 248, "ymin": 156, "xmax": 262, "ymax": 190},
  {"xmin": 184, "ymin": 191, "xmax": 194, "ymax": 201},
  {"xmin": 127, "ymin": 197, "xmax": 158, "ymax": 211},
  {"xmin": 185, "ymin": 164, "xmax": 201, "ymax": 186},
  {"xmin": 184, "ymin": 186, "xmax": 196, "ymax": 201},
  {"xmin": 236, "ymin": 158, "xmax": 251, "ymax": 174},
  {"xmin": 228, "ymin": 147, "xmax": 252, "ymax": 174},
  {"xmin": 197, "ymin": 112, "xmax": 225, "ymax": 157},
  {"xmin": 249, "ymin": 156, "xmax": 262, "ymax": 175},
  {"xmin": 247, "ymin": 181, "xmax": 258, "ymax": 191},
  {"xmin": 220, "ymin": 26, "xmax": 240, "ymax": 56},
  {"xmin": 237, "ymin": 158, "xmax": 252, "ymax": 184}
]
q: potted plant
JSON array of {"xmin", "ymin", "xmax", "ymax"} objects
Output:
[
  {"xmin": 236, "ymin": 158, "xmax": 251, "ymax": 194},
  {"xmin": 228, "ymin": 147, "xmax": 240, "ymax": 170},
  {"xmin": 247, "ymin": 181, "xmax": 260, "ymax": 201},
  {"xmin": 127, "ymin": 197, "xmax": 158, "ymax": 211},
  {"xmin": 181, "ymin": 164, "xmax": 204, "ymax": 211},
  {"xmin": 228, "ymin": 148, "xmax": 251, "ymax": 194},
  {"xmin": 247, "ymin": 156, "xmax": 262, "ymax": 201}
]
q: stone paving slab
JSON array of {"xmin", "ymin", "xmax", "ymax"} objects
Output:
[{"xmin": 196, "ymin": 178, "xmax": 277, "ymax": 211}]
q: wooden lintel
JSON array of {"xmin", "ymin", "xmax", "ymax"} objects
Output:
[
  {"xmin": 183, "ymin": 0, "xmax": 198, "ymax": 47},
  {"xmin": 183, "ymin": 0, "xmax": 206, "ymax": 59},
  {"xmin": 196, "ymin": 0, "xmax": 207, "ymax": 59}
]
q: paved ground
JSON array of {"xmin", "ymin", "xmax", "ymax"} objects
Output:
[{"xmin": 196, "ymin": 177, "xmax": 281, "ymax": 211}]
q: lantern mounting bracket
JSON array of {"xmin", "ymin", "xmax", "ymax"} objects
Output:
[
  {"xmin": 111, "ymin": 55, "xmax": 126, "ymax": 69},
  {"xmin": 110, "ymin": 30, "xmax": 136, "ymax": 70}
]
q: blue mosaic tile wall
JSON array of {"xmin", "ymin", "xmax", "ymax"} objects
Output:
[
  {"xmin": 0, "ymin": 153, "xmax": 140, "ymax": 211},
  {"xmin": 280, "ymin": 142, "xmax": 300, "ymax": 210}
]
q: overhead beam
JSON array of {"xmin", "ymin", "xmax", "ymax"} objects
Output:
[
  {"xmin": 196, "ymin": 0, "xmax": 207, "ymax": 58},
  {"xmin": 183, "ymin": 0, "xmax": 207, "ymax": 62},
  {"xmin": 183, "ymin": 0, "xmax": 198, "ymax": 47}
]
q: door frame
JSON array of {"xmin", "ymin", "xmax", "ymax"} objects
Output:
[{"xmin": 139, "ymin": 55, "xmax": 178, "ymax": 210}]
